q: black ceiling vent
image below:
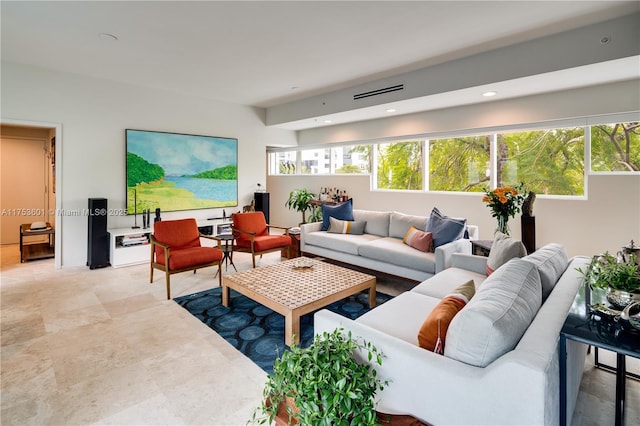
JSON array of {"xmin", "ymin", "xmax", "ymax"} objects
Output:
[{"xmin": 353, "ymin": 84, "xmax": 404, "ymax": 101}]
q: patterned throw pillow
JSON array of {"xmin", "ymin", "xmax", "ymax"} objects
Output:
[
  {"xmin": 321, "ymin": 198, "xmax": 354, "ymax": 231},
  {"xmin": 327, "ymin": 217, "xmax": 366, "ymax": 235},
  {"xmin": 418, "ymin": 280, "xmax": 475, "ymax": 354},
  {"xmin": 402, "ymin": 225, "xmax": 433, "ymax": 252},
  {"xmin": 486, "ymin": 232, "xmax": 527, "ymax": 275},
  {"xmin": 425, "ymin": 207, "xmax": 467, "ymax": 249}
]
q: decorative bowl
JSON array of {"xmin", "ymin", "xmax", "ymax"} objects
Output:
[{"xmin": 621, "ymin": 302, "xmax": 640, "ymax": 331}]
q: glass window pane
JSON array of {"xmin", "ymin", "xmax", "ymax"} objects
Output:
[
  {"xmin": 300, "ymin": 148, "xmax": 330, "ymax": 174},
  {"xmin": 428, "ymin": 135, "xmax": 490, "ymax": 192},
  {"xmin": 591, "ymin": 122, "xmax": 640, "ymax": 172},
  {"xmin": 499, "ymin": 127, "xmax": 585, "ymax": 196},
  {"xmin": 376, "ymin": 141, "xmax": 423, "ymax": 190},
  {"xmin": 269, "ymin": 151, "xmax": 297, "ymax": 175},
  {"xmin": 331, "ymin": 145, "xmax": 371, "ymax": 174}
]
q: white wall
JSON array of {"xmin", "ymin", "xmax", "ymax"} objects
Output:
[{"xmin": 1, "ymin": 62, "xmax": 296, "ymax": 267}]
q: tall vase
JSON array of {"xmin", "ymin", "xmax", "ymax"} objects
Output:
[{"xmin": 497, "ymin": 215, "xmax": 510, "ymax": 235}]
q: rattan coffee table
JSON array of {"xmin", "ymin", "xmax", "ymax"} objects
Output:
[{"xmin": 222, "ymin": 257, "xmax": 376, "ymax": 346}]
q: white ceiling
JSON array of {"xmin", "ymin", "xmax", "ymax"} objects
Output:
[{"xmin": 2, "ymin": 1, "xmax": 639, "ymax": 129}]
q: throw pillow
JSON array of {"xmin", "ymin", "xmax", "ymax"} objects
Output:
[
  {"xmin": 321, "ymin": 198, "xmax": 354, "ymax": 231},
  {"xmin": 425, "ymin": 207, "xmax": 467, "ymax": 249},
  {"xmin": 486, "ymin": 231, "xmax": 527, "ymax": 275},
  {"xmin": 327, "ymin": 217, "xmax": 366, "ymax": 235},
  {"xmin": 402, "ymin": 226, "xmax": 433, "ymax": 252},
  {"xmin": 418, "ymin": 280, "xmax": 475, "ymax": 353}
]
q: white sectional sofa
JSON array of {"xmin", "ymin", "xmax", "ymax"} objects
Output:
[
  {"xmin": 300, "ymin": 209, "xmax": 479, "ymax": 282},
  {"xmin": 315, "ymin": 244, "xmax": 589, "ymax": 425}
]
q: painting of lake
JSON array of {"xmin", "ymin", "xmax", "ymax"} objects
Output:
[{"xmin": 126, "ymin": 129, "xmax": 238, "ymax": 213}]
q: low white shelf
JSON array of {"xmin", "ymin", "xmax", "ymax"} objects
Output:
[{"xmin": 108, "ymin": 227, "xmax": 152, "ymax": 268}]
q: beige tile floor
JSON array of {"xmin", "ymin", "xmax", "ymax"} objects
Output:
[{"xmin": 1, "ymin": 244, "xmax": 638, "ymax": 425}]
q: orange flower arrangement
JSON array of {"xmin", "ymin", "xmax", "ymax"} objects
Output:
[{"xmin": 482, "ymin": 183, "xmax": 527, "ymax": 235}]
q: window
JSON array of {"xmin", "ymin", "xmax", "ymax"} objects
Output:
[
  {"xmin": 591, "ymin": 122, "xmax": 639, "ymax": 172},
  {"xmin": 499, "ymin": 127, "xmax": 585, "ymax": 196},
  {"xmin": 375, "ymin": 141, "xmax": 423, "ymax": 190},
  {"xmin": 270, "ymin": 151, "xmax": 297, "ymax": 175},
  {"xmin": 300, "ymin": 148, "xmax": 330, "ymax": 174},
  {"xmin": 428, "ymin": 135, "xmax": 490, "ymax": 192},
  {"xmin": 331, "ymin": 145, "xmax": 370, "ymax": 174}
]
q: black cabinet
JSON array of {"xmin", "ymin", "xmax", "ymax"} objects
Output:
[{"xmin": 254, "ymin": 192, "xmax": 270, "ymax": 224}]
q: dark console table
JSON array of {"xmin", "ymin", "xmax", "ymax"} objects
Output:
[{"xmin": 559, "ymin": 283, "xmax": 640, "ymax": 426}]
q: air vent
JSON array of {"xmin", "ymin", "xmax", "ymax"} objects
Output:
[{"xmin": 353, "ymin": 84, "xmax": 404, "ymax": 101}]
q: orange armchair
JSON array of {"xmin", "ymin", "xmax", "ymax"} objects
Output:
[
  {"xmin": 150, "ymin": 218, "xmax": 224, "ymax": 299},
  {"xmin": 232, "ymin": 212, "xmax": 292, "ymax": 268}
]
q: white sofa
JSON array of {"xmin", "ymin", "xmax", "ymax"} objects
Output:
[
  {"xmin": 300, "ymin": 210, "xmax": 479, "ymax": 282},
  {"xmin": 315, "ymin": 244, "xmax": 589, "ymax": 425}
]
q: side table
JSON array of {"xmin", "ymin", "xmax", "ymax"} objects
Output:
[
  {"xmin": 471, "ymin": 239, "xmax": 493, "ymax": 257},
  {"xmin": 215, "ymin": 234, "xmax": 237, "ymax": 276},
  {"xmin": 20, "ymin": 223, "xmax": 55, "ymax": 262},
  {"xmin": 560, "ymin": 283, "xmax": 640, "ymax": 426},
  {"xmin": 281, "ymin": 234, "xmax": 300, "ymax": 259}
]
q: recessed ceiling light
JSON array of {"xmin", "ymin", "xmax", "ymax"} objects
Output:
[
  {"xmin": 98, "ymin": 33, "xmax": 119, "ymax": 41},
  {"xmin": 482, "ymin": 91, "xmax": 497, "ymax": 97},
  {"xmin": 386, "ymin": 108, "xmax": 397, "ymax": 113}
]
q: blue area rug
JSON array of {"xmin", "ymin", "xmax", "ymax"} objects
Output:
[{"xmin": 174, "ymin": 287, "xmax": 393, "ymax": 374}]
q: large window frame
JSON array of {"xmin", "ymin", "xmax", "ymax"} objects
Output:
[{"xmin": 267, "ymin": 112, "xmax": 639, "ymax": 197}]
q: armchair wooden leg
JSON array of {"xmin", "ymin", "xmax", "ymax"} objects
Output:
[
  {"xmin": 217, "ymin": 262, "xmax": 222, "ymax": 287},
  {"xmin": 251, "ymin": 254, "xmax": 256, "ymax": 268},
  {"xmin": 150, "ymin": 265, "xmax": 154, "ymax": 283},
  {"xmin": 165, "ymin": 271, "xmax": 171, "ymax": 300}
]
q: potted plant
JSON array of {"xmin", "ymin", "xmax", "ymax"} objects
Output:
[
  {"xmin": 252, "ymin": 328, "xmax": 387, "ymax": 425},
  {"xmin": 580, "ymin": 252, "xmax": 640, "ymax": 309},
  {"xmin": 285, "ymin": 188, "xmax": 320, "ymax": 224}
]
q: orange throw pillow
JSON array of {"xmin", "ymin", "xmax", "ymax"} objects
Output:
[{"xmin": 418, "ymin": 280, "xmax": 475, "ymax": 354}]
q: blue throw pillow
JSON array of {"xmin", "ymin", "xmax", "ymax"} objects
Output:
[
  {"xmin": 321, "ymin": 198, "xmax": 354, "ymax": 231},
  {"xmin": 425, "ymin": 207, "xmax": 467, "ymax": 249}
]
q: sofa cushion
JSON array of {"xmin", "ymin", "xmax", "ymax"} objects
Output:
[
  {"xmin": 418, "ymin": 280, "xmax": 475, "ymax": 353},
  {"xmin": 412, "ymin": 267, "xmax": 486, "ymax": 299},
  {"xmin": 353, "ymin": 209, "xmax": 390, "ymax": 237},
  {"xmin": 486, "ymin": 232, "xmax": 527, "ymax": 275},
  {"xmin": 444, "ymin": 258, "xmax": 542, "ymax": 367},
  {"xmin": 327, "ymin": 217, "xmax": 366, "ymax": 235},
  {"xmin": 522, "ymin": 243, "xmax": 569, "ymax": 301},
  {"xmin": 389, "ymin": 211, "xmax": 429, "ymax": 239},
  {"xmin": 425, "ymin": 207, "xmax": 467, "ymax": 249},
  {"xmin": 402, "ymin": 226, "xmax": 433, "ymax": 252},
  {"xmin": 357, "ymin": 292, "xmax": 442, "ymax": 345},
  {"xmin": 321, "ymin": 198, "xmax": 354, "ymax": 231},
  {"xmin": 358, "ymin": 237, "xmax": 436, "ymax": 274},
  {"xmin": 304, "ymin": 231, "xmax": 380, "ymax": 255}
]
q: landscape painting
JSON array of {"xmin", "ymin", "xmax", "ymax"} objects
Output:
[{"xmin": 126, "ymin": 129, "xmax": 238, "ymax": 214}]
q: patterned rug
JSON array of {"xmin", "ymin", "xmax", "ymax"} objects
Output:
[{"xmin": 174, "ymin": 287, "xmax": 393, "ymax": 374}]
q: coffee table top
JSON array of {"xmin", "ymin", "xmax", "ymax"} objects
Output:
[{"xmin": 224, "ymin": 258, "xmax": 376, "ymax": 310}]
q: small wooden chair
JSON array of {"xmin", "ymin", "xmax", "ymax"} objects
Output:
[
  {"xmin": 231, "ymin": 212, "xmax": 292, "ymax": 268},
  {"xmin": 150, "ymin": 218, "xmax": 223, "ymax": 299}
]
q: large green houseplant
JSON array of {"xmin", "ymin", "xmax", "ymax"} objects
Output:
[
  {"xmin": 285, "ymin": 188, "xmax": 321, "ymax": 224},
  {"xmin": 253, "ymin": 328, "xmax": 387, "ymax": 426},
  {"xmin": 580, "ymin": 252, "xmax": 640, "ymax": 309}
]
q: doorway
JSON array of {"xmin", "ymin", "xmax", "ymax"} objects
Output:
[{"xmin": 0, "ymin": 123, "xmax": 59, "ymax": 266}]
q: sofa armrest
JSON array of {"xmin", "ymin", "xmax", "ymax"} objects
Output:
[
  {"xmin": 300, "ymin": 221, "xmax": 322, "ymax": 252},
  {"xmin": 434, "ymin": 238, "xmax": 472, "ymax": 273},
  {"xmin": 451, "ymin": 253, "xmax": 488, "ymax": 275}
]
